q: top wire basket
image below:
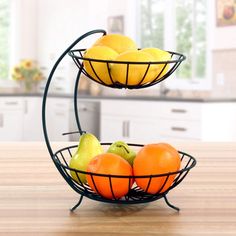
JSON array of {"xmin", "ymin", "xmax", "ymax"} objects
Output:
[{"xmin": 68, "ymin": 48, "xmax": 186, "ymax": 90}]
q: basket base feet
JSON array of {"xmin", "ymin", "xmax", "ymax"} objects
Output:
[
  {"xmin": 70, "ymin": 195, "xmax": 84, "ymax": 212},
  {"xmin": 164, "ymin": 195, "xmax": 180, "ymax": 211},
  {"xmin": 70, "ymin": 195, "xmax": 179, "ymax": 211}
]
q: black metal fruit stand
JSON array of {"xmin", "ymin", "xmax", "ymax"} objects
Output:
[{"xmin": 42, "ymin": 29, "xmax": 196, "ymax": 212}]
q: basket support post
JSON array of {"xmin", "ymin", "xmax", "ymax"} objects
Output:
[
  {"xmin": 73, "ymin": 66, "xmax": 84, "ymax": 135},
  {"xmin": 70, "ymin": 195, "xmax": 84, "ymax": 212},
  {"xmin": 42, "ymin": 29, "xmax": 106, "ymax": 158},
  {"xmin": 163, "ymin": 195, "xmax": 180, "ymax": 211}
]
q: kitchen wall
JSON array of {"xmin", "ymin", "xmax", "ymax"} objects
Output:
[
  {"xmin": 14, "ymin": 0, "xmax": 136, "ymax": 94},
  {"xmin": 209, "ymin": 1, "xmax": 236, "ymax": 98},
  {"xmin": 10, "ymin": 0, "xmax": 38, "ymax": 64},
  {"xmin": 4, "ymin": 0, "xmax": 236, "ymax": 97},
  {"xmin": 14, "ymin": 0, "xmax": 136, "ymax": 61},
  {"xmin": 211, "ymin": 49, "xmax": 236, "ymax": 98},
  {"xmin": 212, "ymin": 21, "xmax": 236, "ymax": 49},
  {"xmin": 163, "ymin": 0, "xmax": 236, "ymax": 98}
]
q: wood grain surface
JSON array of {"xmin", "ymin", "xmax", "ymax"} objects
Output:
[{"xmin": 0, "ymin": 142, "xmax": 236, "ymax": 236}]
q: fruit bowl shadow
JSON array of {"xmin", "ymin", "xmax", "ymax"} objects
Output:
[
  {"xmin": 68, "ymin": 49, "xmax": 186, "ymax": 89},
  {"xmin": 53, "ymin": 143, "xmax": 196, "ymax": 209}
]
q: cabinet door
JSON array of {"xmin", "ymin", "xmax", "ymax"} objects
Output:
[
  {"xmin": 100, "ymin": 100, "xmax": 162, "ymax": 144},
  {"xmin": 100, "ymin": 116, "xmax": 161, "ymax": 144},
  {"xmin": 0, "ymin": 98, "xmax": 24, "ymax": 141},
  {"xmin": 159, "ymin": 119, "xmax": 201, "ymax": 141},
  {"xmin": 23, "ymin": 97, "xmax": 43, "ymax": 141},
  {"xmin": 100, "ymin": 116, "xmax": 131, "ymax": 143},
  {"xmin": 0, "ymin": 110, "xmax": 23, "ymax": 141},
  {"xmin": 129, "ymin": 118, "xmax": 161, "ymax": 144},
  {"xmin": 47, "ymin": 98, "xmax": 70, "ymax": 141}
]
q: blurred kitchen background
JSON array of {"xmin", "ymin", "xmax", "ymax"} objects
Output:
[{"xmin": 1, "ymin": 0, "xmax": 236, "ymax": 142}]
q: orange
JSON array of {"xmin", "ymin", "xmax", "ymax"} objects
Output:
[
  {"xmin": 86, "ymin": 153, "xmax": 133, "ymax": 199},
  {"xmin": 140, "ymin": 48, "xmax": 171, "ymax": 79},
  {"xmin": 111, "ymin": 50, "xmax": 155, "ymax": 85},
  {"xmin": 83, "ymin": 45, "xmax": 118, "ymax": 85},
  {"xmin": 93, "ymin": 34, "xmax": 137, "ymax": 54},
  {"xmin": 133, "ymin": 143, "xmax": 181, "ymax": 194}
]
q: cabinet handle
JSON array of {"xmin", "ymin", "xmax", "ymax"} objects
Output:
[
  {"xmin": 5, "ymin": 101, "xmax": 18, "ymax": 106},
  {"xmin": 122, "ymin": 121, "xmax": 126, "ymax": 137},
  {"xmin": 171, "ymin": 127, "xmax": 187, "ymax": 132},
  {"xmin": 0, "ymin": 114, "xmax": 3, "ymax": 127},
  {"xmin": 24, "ymin": 100, "xmax": 28, "ymax": 114},
  {"xmin": 122, "ymin": 121, "xmax": 130, "ymax": 137},
  {"xmin": 122, "ymin": 121, "xmax": 130, "ymax": 138},
  {"xmin": 171, "ymin": 109, "xmax": 187, "ymax": 113},
  {"xmin": 126, "ymin": 121, "xmax": 130, "ymax": 138}
]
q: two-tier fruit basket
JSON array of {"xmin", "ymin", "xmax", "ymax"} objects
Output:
[{"xmin": 42, "ymin": 29, "xmax": 196, "ymax": 212}]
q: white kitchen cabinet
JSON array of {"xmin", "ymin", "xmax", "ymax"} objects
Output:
[
  {"xmin": 101, "ymin": 115, "xmax": 161, "ymax": 143},
  {"xmin": 201, "ymin": 102, "xmax": 236, "ymax": 141},
  {"xmin": 0, "ymin": 98, "xmax": 24, "ymax": 141},
  {"xmin": 100, "ymin": 100, "xmax": 161, "ymax": 143},
  {"xmin": 159, "ymin": 101, "xmax": 236, "ymax": 141},
  {"xmin": 100, "ymin": 99, "xmax": 236, "ymax": 142},
  {"xmin": 18, "ymin": 96, "xmax": 69, "ymax": 141},
  {"xmin": 159, "ymin": 119, "xmax": 201, "ymax": 140},
  {"xmin": 159, "ymin": 102, "xmax": 202, "ymax": 121},
  {"xmin": 69, "ymin": 100, "xmax": 101, "ymax": 141},
  {"xmin": 129, "ymin": 117, "xmax": 161, "ymax": 143},
  {"xmin": 101, "ymin": 116, "xmax": 127, "ymax": 142},
  {"xmin": 2, "ymin": 96, "xmax": 236, "ymax": 142},
  {"xmin": 22, "ymin": 97, "xmax": 43, "ymax": 141},
  {"xmin": 158, "ymin": 102, "xmax": 202, "ymax": 141},
  {"xmin": 22, "ymin": 96, "xmax": 70, "ymax": 141},
  {"xmin": 47, "ymin": 98, "xmax": 70, "ymax": 141},
  {"xmin": 0, "ymin": 97, "xmax": 43, "ymax": 141},
  {"xmin": 0, "ymin": 96, "xmax": 71, "ymax": 142}
]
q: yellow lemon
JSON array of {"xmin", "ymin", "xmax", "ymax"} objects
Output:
[
  {"xmin": 83, "ymin": 46, "xmax": 118, "ymax": 85},
  {"xmin": 141, "ymin": 48, "xmax": 171, "ymax": 80},
  {"xmin": 111, "ymin": 50, "xmax": 155, "ymax": 86},
  {"xmin": 93, "ymin": 34, "xmax": 137, "ymax": 54}
]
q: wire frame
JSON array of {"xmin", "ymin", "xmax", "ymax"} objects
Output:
[
  {"xmin": 68, "ymin": 49, "xmax": 186, "ymax": 89},
  {"xmin": 42, "ymin": 29, "xmax": 195, "ymax": 210},
  {"xmin": 52, "ymin": 143, "xmax": 196, "ymax": 204}
]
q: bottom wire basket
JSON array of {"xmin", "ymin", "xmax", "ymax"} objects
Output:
[{"xmin": 52, "ymin": 143, "xmax": 196, "ymax": 211}]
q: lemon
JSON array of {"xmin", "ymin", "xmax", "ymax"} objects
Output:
[
  {"xmin": 93, "ymin": 34, "xmax": 137, "ymax": 54},
  {"xmin": 83, "ymin": 46, "xmax": 118, "ymax": 85},
  {"xmin": 111, "ymin": 50, "xmax": 155, "ymax": 86},
  {"xmin": 141, "ymin": 48, "xmax": 171, "ymax": 80}
]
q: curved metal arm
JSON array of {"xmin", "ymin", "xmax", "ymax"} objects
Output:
[
  {"xmin": 74, "ymin": 65, "xmax": 84, "ymax": 135},
  {"xmin": 42, "ymin": 29, "xmax": 106, "ymax": 158}
]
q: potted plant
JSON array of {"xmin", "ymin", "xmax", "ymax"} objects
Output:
[{"xmin": 12, "ymin": 59, "xmax": 43, "ymax": 93}]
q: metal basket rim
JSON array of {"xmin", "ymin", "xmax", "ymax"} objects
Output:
[
  {"xmin": 68, "ymin": 49, "xmax": 186, "ymax": 65},
  {"xmin": 53, "ymin": 143, "xmax": 196, "ymax": 179}
]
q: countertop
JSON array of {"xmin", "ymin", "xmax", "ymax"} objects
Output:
[
  {"xmin": 1, "ymin": 92, "xmax": 236, "ymax": 102},
  {"xmin": 0, "ymin": 142, "xmax": 236, "ymax": 235}
]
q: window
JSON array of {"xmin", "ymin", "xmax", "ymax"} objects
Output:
[
  {"xmin": 0, "ymin": 0, "xmax": 11, "ymax": 80},
  {"xmin": 140, "ymin": 0, "xmax": 164, "ymax": 49},
  {"xmin": 138, "ymin": 0, "xmax": 211, "ymax": 89}
]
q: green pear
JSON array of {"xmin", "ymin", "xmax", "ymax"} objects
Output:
[
  {"xmin": 107, "ymin": 141, "xmax": 136, "ymax": 166},
  {"xmin": 69, "ymin": 133, "xmax": 103, "ymax": 183}
]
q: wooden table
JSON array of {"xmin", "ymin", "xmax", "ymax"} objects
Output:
[{"xmin": 0, "ymin": 142, "xmax": 236, "ymax": 235}]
